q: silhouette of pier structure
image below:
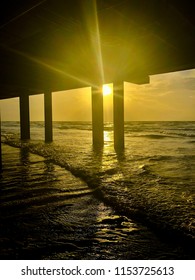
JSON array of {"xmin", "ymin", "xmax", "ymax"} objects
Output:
[{"xmin": 0, "ymin": 0, "xmax": 195, "ymax": 167}]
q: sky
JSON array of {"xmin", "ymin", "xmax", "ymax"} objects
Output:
[{"xmin": 0, "ymin": 69, "xmax": 195, "ymax": 122}]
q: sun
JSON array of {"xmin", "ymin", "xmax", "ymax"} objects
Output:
[{"xmin": 103, "ymin": 84, "xmax": 112, "ymax": 96}]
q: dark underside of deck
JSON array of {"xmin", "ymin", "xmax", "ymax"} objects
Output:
[{"xmin": 0, "ymin": 0, "xmax": 195, "ymax": 99}]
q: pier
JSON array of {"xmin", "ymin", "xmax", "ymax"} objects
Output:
[{"xmin": 0, "ymin": 0, "xmax": 195, "ymax": 167}]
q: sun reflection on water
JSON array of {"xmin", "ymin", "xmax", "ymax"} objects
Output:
[{"xmin": 104, "ymin": 130, "xmax": 112, "ymax": 143}]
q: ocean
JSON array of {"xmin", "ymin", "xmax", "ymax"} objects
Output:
[{"xmin": 0, "ymin": 121, "xmax": 195, "ymax": 259}]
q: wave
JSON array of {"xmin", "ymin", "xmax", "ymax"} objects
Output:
[
  {"xmin": 56, "ymin": 122, "xmax": 114, "ymax": 132},
  {"xmin": 187, "ymin": 140, "xmax": 195, "ymax": 144},
  {"xmin": 1, "ymin": 121, "xmax": 20, "ymax": 127},
  {"xmin": 125, "ymin": 133, "xmax": 176, "ymax": 139},
  {"xmin": 54, "ymin": 121, "xmax": 91, "ymax": 131},
  {"xmin": 2, "ymin": 121, "xmax": 195, "ymax": 138},
  {"xmin": 140, "ymin": 134, "xmax": 171, "ymax": 139},
  {"xmin": 126, "ymin": 133, "xmax": 195, "ymax": 139},
  {"xmin": 2, "ymin": 136, "xmax": 195, "ymax": 249}
]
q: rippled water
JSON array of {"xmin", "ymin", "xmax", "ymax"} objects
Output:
[{"xmin": 0, "ymin": 121, "xmax": 195, "ymax": 259}]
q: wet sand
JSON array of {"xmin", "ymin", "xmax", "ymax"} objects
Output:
[{"xmin": 0, "ymin": 144, "xmax": 193, "ymax": 259}]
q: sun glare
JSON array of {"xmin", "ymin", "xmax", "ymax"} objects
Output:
[{"xmin": 103, "ymin": 84, "xmax": 112, "ymax": 96}]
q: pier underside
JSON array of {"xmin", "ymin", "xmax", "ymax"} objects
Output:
[{"xmin": 0, "ymin": 0, "xmax": 195, "ymax": 151}]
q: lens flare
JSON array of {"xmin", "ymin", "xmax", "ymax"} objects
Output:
[{"xmin": 103, "ymin": 84, "xmax": 112, "ymax": 96}]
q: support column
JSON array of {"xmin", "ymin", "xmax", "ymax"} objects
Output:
[
  {"xmin": 113, "ymin": 82, "xmax": 124, "ymax": 150},
  {"xmin": 20, "ymin": 94, "xmax": 30, "ymax": 140},
  {"xmin": 91, "ymin": 87, "xmax": 104, "ymax": 148},
  {"xmin": 44, "ymin": 90, "xmax": 53, "ymax": 142}
]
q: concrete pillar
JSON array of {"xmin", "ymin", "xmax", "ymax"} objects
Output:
[
  {"xmin": 44, "ymin": 90, "xmax": 53, "ymax": 142},
  {"xmin": 20, "ymin": 94, "xmax": 30, "ymax": 140},
  {"xmin": 91, "ymin": 87, "xmax": 104, "ymax": 148},
  {"xmin": 113, "ymin": 82, "xmax": 124, "ymax": 150}
]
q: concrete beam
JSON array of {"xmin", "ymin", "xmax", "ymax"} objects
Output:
[
  {"xmin": 19, "ymin": 94, "xmax": 30, "ymax": 140},
  {"xmin": 113, "ymin": 83, "xmax": 124, "ymax": 151},
  {"xmin": 125, "ymin": 75, "xmax": 150, "ymax": 85},
  {"xmin": 44, "ymin": 91, "xmax": 53, "ymax": 143},
  {"xmin": 91, "ymin": 87, "xmax": 104, "ymax": 148}
]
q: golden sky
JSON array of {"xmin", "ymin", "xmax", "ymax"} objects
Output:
[{"xmin": 1, "ymin": 69, "xmax": 195, "ymax": 121}]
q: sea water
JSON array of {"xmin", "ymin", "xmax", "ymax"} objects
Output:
[{"xmin": 0, "ymin": 121, "xmax": 195, "ymax": 259}]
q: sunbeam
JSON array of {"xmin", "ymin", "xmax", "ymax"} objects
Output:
[
  {"xmin": 1, "ymin": 44, "xmax": 97, "ymax": 88},
  {"xmin": 93, "ymin": 0, "xmax": 105, "ymax": 84}
]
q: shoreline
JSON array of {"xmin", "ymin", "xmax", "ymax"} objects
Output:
[{"xmin": 0, "ymin": 143, "xmax": 194, "ymax": 259}]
